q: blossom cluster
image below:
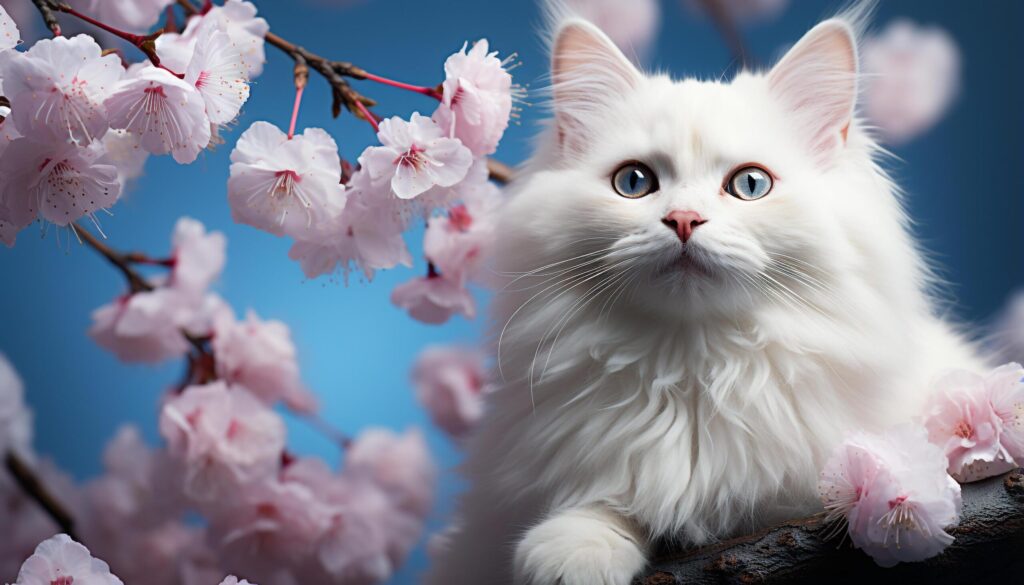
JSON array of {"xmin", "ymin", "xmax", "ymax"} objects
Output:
[
  {"xmin": 226, "ymin": 39, "xmax": 515, "ymax": 325},
  {"xmin": 1, "ymin": 217, "xmax": 440, "ymax": 585},
  {"xmin": 0, "ymin": 0, "xmax": 261, "ymax": 246},
  {"xmin": 819, "ymin": 363, "xmax": 1024, "ymax": 567}
]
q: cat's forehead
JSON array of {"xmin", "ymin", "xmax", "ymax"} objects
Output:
[{"xmin": 595, "ymin": 73, "xmax": 792, "ymax": 168}]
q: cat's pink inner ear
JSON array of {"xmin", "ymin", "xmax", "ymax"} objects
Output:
[
  {"xmin": 768, "ymin": 20, "xmax": 858, "ymax": 162},
  {"xmin": 551, "ymin": 19, "xmax": 642, "ymax": 152}
]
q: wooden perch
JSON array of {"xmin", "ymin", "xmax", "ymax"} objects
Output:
[{"xmin": 636, "ymin": 468, "xmax": 1024, "ymax": 584}]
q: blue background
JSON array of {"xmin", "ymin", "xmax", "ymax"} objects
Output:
[{"xmin": 0, "ymin": 0, "xmax": 1021, "ymax": 582}]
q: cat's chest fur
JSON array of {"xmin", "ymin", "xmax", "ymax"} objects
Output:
[{"xmin": 474, "ymin": 302, "xmax": 929, "ymax": 543}]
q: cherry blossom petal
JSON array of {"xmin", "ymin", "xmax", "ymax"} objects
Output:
[
  {"xmin": 228, "ymin": 122, "xmax": 346, "ymax": 238},
  {"xmin": 434, "ymin": 39, "xmax": 514, "ymax": 156},
  {"xmin": 0, "ymin": 138, "xmax": 120, "ymax": 228},
  {"xmin": 184, "ymin": 0, "xmax": 269, "ymax": 79},
  {"xmin": 186, "ymin": 27, "xmax": 250, "ymax": 125},
  {"xmin": 412, "ymin": 346, "xmax": 490, "ymax": 438},
  {"xmin": 104, "ymin": 65, "xmax": 212, "ymax": 164},
  {"xmin": 80, "ymin": 0, "xmax": 175, "ymax": 34},
  {"xmin": 169, "ymin": 217, "xmax": 226, "ymax": 298},
  {"xmin": 0, "ymin": 352, "xmax": 32, "ymax": 456},
  {"xmin": 345, "ymin": 427, "xmax": 436, "ymax": 517},
  {"xmin": 0, "ymin": 34, "xmax": 122, "ymax": 145},
  {"xmin": 160, "ymin": 382, "xmax": 286, "ymax": 501},
  {"xmin": 391, "ymin": 275, "xmax": 475, "ymax": 324},
  {"xmin": 987, "ymin": 362, "xmax": 1024, "ymax": 461},
  {"xmin": 15, "ymin": 534, "xmax": 124, "ymax": 585},
  {"xmin": 0, "ymin": 4, "xmax": 20, "ymax": 51},
  {"xmin": 211, "ymin": 310, "xmax": 314, "ymax": 411},
  {"xmin": 89, "ymin": 289, "xmax": 192, "ymax": 363}
]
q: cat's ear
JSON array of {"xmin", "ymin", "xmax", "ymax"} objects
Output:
[
  {"xmin": 768, "ymin": 19, "xmax": 858, "ymax": 163},
  {"xmin": 550, "ymin": 19, "xmax": 642, "ymax": 154}
]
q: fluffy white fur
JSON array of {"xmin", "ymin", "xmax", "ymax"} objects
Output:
[{"xmin": 426, "ymin": 5, "xmax": 984, "ymax": 584}]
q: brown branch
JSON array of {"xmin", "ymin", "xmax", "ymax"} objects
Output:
[
  {"xmin": 30, "ymin": 0, "xmax": 61, "ymax": 36},
  {"xmin": 695, "ymin": 0, "xmax": 752, "ymax": 70},
  {"xmin": 174, "ymin": 0, "xmax": 514, "ymax": 182},
  {"xmin": 74, "ymin": 223, "xmax": 153, "ymax": 294},
  {"xmin": 636, "ymin": 468, "xmax": 1024, "ymax": 584},
  {"xmin": 5, "ymin": 451, "xmax": 79, "ymax": 542}
]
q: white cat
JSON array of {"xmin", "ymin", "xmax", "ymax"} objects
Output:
[{"xmin": 427, "ymin": 5, "xmax": 984, "ymax": 585}]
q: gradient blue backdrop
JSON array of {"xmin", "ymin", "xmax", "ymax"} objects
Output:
[{"xmin": 0, "ymin": 1, "xmax": 1021, "ymax": 582}]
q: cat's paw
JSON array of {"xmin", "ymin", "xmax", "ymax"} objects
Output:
[{"xmin": 514, "ymin": 507, "xmax": 647, "ymax": 585}]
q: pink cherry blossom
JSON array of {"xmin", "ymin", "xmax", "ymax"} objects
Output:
[
  {"xmin": 211, "ymin": 309, "xmax": 316, "ymax": 412},
  {"xmin": 360, "ymin": 113, "xmax": 473, "ymax": 200},
  {"xmin": 189, "ymin": 0, "xmax": 269, "ymax": 79},
  {"xmin": 391, "ymin": 274, "xmax": 475, "ymax": 324},
  {"xmin": 0, "ymin": 138, "xmax": 120, "ymax": 237},
  {"xmin": 423, "ymin": 167, "xmax": 500, "ymax": 285},
  {"xmin": 168, "ymin": 217, "xmax": 226, "ymax": 298},
  {"xmin": 862, "ymin": 19, "xmax": 961, "ymax": 145},
  {"xmin": 104, "ymin": 65, "xmax": 212, "ymax": 164},
  {"xmin": 0, "ymin": 34, "xmax": 122, "ymax": 145},
  {"xmin": 160, "ymin": 382, "xmax": 286, "ymax": 500},
  {"xmin": 0, "ymin": 4, "xmax": 20, "ymax": 51},
  {"xmin": 186, "ymin": 27, "xmax": 251, "ymax": 126},
  {"xmin": 923, "ymin": 368, "xmax": 1016, "ymax": 482},
  {"xmin": 219, "ymin": 577, "xmax": 256, "ymax": 585},
  {"xmin": 288, "ymin": 170, "xmax": 412, "ymax": 282},
  {"xmin": 206, "ymin": 476, "xmax": 334, "ymax": 579},
  {"xmin": 432, "ymin": 39, "xmax": 513, "ymax": 157},
  {"xmin": 987, "ymin": 363, "xmax": 1024, "ymax": 461},
  {"xmin": 0, "ymin": 352, "xmax": 32, "ymax": 456},
  {"xmin": 412, "ymin": 346, "xmax": 490, "ymax": 438},
  {"xmin": 316, "ymin": 480, "xmax": 423, "ymax": 584},
  {"xmin": 89, "ymin": 289, "xmax": 192, "ymax": 363},
  {"xmin": 78, "ymin": 0, "xmax": 175, "ymax": 34},
  {"xmin": 819, "ymin": 424, "xmax": 960, "ymax": 567},
  {"xmin": 345, "ymin": 427, "xmax": 436, "ymax": 516},
  {"xmin": 228, "ymin": 121, "xmax": 346, "ymax": 238},
  {"xmin": 13, "ymin": 534, "xmax": 124, "ymax": 585}
]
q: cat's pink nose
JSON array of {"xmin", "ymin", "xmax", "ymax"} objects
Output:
[{"xmin": 662, "ymin": 210, "xmax": 707, "ymax": 243}]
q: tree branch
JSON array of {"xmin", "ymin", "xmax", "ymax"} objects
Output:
[
  {"xmin": 695, "ymin": 0, "xmax": 752, "ymax": 70},
  {"xmin": 636, "ymin": 469, "xmax": 1024, "ymax": 584},
  {"xmin": 173, "ymin": 0, "xmax": 513, "ymax": 183},
  {"xmin": 4, "ymin": 451, "xmax": 79, "ymax": 542}
]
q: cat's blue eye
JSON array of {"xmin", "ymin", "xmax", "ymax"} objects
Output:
[
  {"xmin": 612, "ymin": 162, "xmax": 659, "ymax": 199},
  {"xmin": 726, "ymin": 166, "xmax": 773, "ymax": 201}
]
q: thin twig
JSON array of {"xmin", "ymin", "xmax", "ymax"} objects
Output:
[
  {"xmin": 29, "ymin": 0, "xmax": 61, "ymax": 36},
  {"xmin": 5, "ymin": 451, "xmax": 79, "ymax": 542},
  {"xmin": 73, "ymin": 223, "xmax": 153, "ymax": 294},
  {"xmin": 696, "ymin": 0, "xmax": 752, "ymax": 69}
]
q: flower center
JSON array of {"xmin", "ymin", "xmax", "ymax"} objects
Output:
[
  {"xmin": 51, "ymin": 577, "xmax": 74, "ymax": 585},
  {"xmin": 395, "ymin": 144, "xmax": 427, "ymax": 171},
  {"xmin": 953, "ymin": 420, "xmax": 973, "ymax": 439},
  {"xmin": 449, "ymin": 205, "xmax": 473, "ymax": 231}
]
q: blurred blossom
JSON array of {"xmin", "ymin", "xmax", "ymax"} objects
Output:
[
  {"xmin": 0, "ymin": 353, "xmax": 31, "ymax": 456},
  {"xmin": 862, "ymin": 19, "xmax": 961, "ymax": 144},
  {"xmin": 412, "ymin": 346, "xmax": 490, "ymax": 439},
  {"xmin": 1, "ymin": 3, "xmax": 19, "ymax": 51},
  {"xmin": 923, "ymin": 363, "xmax": 1024, "ymax": 482},
  {"xmin": 568, "ymin": 0, "xmax": 660, "ymax": 61},
  {"xmin": 73, "ymin": 0, "xmax": 174, "ymax": 34},
  {"xmin": 391, "ymin": 273, "xmax": 476, "ymax": 325}
]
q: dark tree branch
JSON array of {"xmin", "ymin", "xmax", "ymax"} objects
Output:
[
  {"xmin": 636, "ymin": 469, "xmax": 1024, "ymax": 584},
  {"xmin": 4, "ymin": 451, "xmax": 79, "ymax": 542},
  {"xmin": 30, "ymin": 0, "xmax": 61, "ymax": 36},
  {"xmin": 695, "ymin": 0, "xmax": 752, "ymax": 70}
]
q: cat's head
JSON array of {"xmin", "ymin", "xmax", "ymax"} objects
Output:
[{"xmin": 500, "ymin": 6, "xmax": 916, "ymax": 322}]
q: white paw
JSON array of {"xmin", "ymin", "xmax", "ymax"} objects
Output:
[{"xmin": 514, "ymin": 508, "xmax": 647, "ymax": 585}]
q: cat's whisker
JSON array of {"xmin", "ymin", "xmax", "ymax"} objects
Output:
[
  {"xmin": 527, "ymin": 259, "xmax": 637, "ymax": 389},
  {"xmin": 535, "ymin": 263, "xmax": 638, "ymax": 385}
]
